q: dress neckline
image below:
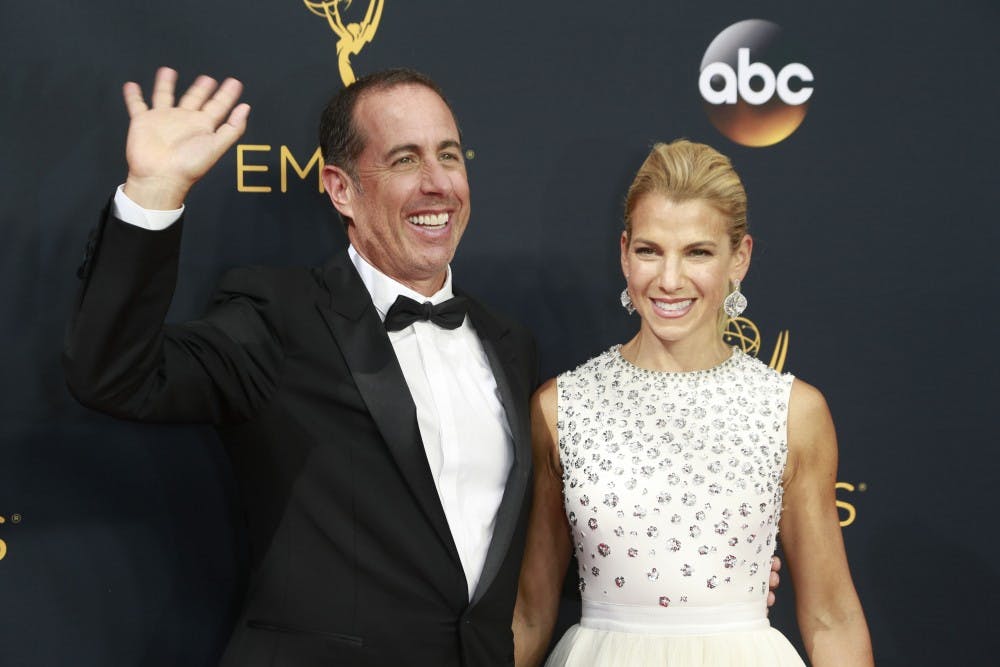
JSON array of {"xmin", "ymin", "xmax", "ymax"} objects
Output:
[{"xmin": 611, "ymin": 344, "xmax": 741, "ymax": 377}]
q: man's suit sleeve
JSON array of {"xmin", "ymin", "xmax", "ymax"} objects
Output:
[{"xmin": 64, "ymin": 207, "xmax": 282, "ymax": 425}]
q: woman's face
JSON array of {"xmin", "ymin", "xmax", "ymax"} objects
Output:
[{"xmin": 620, "ymin": 194, "xmax": 751, "ymax": 349}]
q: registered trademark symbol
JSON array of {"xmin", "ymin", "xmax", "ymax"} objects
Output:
[
  {"xmin": 857, "ymin": 483, "xmax": 867, "ymax": 492},
  {"xmin": 11, "ymin": 514, "xmax": 21, "ymax": 523},
  {"xmin": 465, "ymin": 149, "xmax": 476, "ymax": 160}
]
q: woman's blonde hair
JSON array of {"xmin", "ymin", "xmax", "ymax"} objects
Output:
[{"xmin": 624, "ymin": 139, "xmax": 748, "ymax": 250}]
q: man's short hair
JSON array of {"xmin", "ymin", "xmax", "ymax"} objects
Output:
[{"xmin": 318, "ymin": 68, "xmax": 459, "ymax": 182}]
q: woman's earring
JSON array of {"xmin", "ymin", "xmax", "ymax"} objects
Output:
[
  {"xmin": 723, "ymin": 279, "xmax": 747, "ymax": 318},
  {"xmin": 620, "ymin": 287, "xmax": 635, "ymax": 315}
]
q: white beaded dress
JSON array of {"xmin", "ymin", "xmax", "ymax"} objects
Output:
[{"xmin": 546, "ymin": 346, "xmax": 805, "ymax": 666}]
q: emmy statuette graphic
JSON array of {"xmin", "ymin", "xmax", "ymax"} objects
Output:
[
  {"xmin": 723, "ymin": 316, "xmax": 789, "ymax": 372},
  {"xmin": 304, "ymin": 0, "xmax": 385, "ymax": 86}
]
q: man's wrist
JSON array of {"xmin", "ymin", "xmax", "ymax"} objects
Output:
[{"xmin": 122, "ymin": 174, "xmax": 190, "ymax": 211}]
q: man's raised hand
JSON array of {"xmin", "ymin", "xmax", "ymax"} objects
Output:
[{"xmin": 122, "ymin": 67, "xmax": 250, "ymax": 210}]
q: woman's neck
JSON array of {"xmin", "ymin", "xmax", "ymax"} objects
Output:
[{"xmin": 620, "ymin": 328, "xmax": 732, "ymax": 372}]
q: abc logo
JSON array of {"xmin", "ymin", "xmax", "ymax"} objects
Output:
[{"xmin": 699, "ymin": 19, "xmax": 814, "ymax": 147}]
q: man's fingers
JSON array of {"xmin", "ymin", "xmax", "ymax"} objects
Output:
[
  {"xmin": 767, "ymin": 556, "xmax": 781, "ymax": 612},
  {"xmin": 177, "ymin": 75, "xmax": 219, "ymax": 111},
  {"xmin": 150, "ymin": 67, "xmax": 178, "ymax": 109},
  {"xmin": 227, "ymin": 102, "xmax": 251, "ymax": 130},
  {"xmin": 129, "ymin": 69, "xmax": 243, "ymax": 124},
  {"xmin": 213, "ymin": 103, "xmax": 251, "ymax": 152},
  {"xmin": 200, "ymin": 77, "xmax": 245, "ymax": 124},
  {"xmin": 122, "ymin": 82, "xmax": 148, "ymax": 118}
]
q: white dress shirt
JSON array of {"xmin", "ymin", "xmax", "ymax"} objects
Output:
[
  {"xmin": 348, "ymin": 247, "xmax": 513, "ymax": 599},
  {"xmin": 111, "ymin": 187, "xmax": 514, "ymax": 598}
]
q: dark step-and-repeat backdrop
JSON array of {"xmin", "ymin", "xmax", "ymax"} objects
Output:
[{"xmin": 2, "ymin": 2, "xmax": 997, "ymax": 665}]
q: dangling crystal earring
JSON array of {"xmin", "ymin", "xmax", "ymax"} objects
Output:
[
  {"xmin": 723, "ymin": 279, "xmax": 747, "ymax": 318},
  {"xmin": 620, "ymin": 287, "xmax": 635, "ymax": 315}
]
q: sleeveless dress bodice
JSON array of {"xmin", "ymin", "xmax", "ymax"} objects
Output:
[{"xmin": 546, "ymin": 346, "xmax": 805, "ymax": 666}]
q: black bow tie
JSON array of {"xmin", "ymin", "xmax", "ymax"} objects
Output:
[{"xmin": 384, "ymin": 295, "xmax": 469, "ymax": 332}]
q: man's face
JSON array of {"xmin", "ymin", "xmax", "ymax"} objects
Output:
[{"xmin": 326, "ymin": 84, "xmax": 470, "ymax": 295}]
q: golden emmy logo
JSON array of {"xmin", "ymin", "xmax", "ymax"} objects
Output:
[
  {"xmin": 304, "ymin": 0, "xmax": 385, "ymax": 86},
  {"xmin": 723, "ymin": 316, "xmax": 789, "ymax": 372}
]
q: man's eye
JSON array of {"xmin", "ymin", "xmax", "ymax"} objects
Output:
[
  {"xmin": 689, "ymin": 248, "xmax": 712, "ymax": 257},
  {"xmin": 635, "ymin": 247, "xmax": 655, "ymax": 256},
  {"xmin": 394, "ymin": 155, "xmax": 416, "ymax": 166},
  {"xmin": 440, "ymin": 152, "xmax": 459, "ymax": 161}
]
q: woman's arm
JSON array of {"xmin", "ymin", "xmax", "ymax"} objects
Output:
[
  {"xmin": 780, "ymin": 379, "xmax": 874, "ymax": 666},
  {"xmin": 513, "ymin": 379, "xmax": 573, "ymax": 666}
]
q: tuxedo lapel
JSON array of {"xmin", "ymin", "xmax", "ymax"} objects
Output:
[
  {"xmin": 463, "ymin": 296, "xmax": 533, "ymax": 605},
  {"xmin": 314, "ymin": 251, "xmax": 461, "ymax": 568}
]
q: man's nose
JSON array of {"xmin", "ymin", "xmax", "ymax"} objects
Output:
[{"xmin": 420, "ymin": 160, "xmax": 453, "ymax": 194}]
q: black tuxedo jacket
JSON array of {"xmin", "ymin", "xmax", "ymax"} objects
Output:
[{"xmin": 64, "ymin": 211, "xmax": 538, "ymax": 666}]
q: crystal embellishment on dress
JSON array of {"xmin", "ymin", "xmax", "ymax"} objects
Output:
[{"xmin": 555, "ymin": 344, "xmax": 793, "ymax": 610}]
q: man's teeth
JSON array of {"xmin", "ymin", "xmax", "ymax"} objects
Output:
[
  {"xmin": 654, "ymin": 299, "xmax": 692, "ymax": 312},
  {"xmin": 408, "ymin": 213, "xmax": 449, "ymax": 226}
]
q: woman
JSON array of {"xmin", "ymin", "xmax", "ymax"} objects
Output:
[{"xmin": 514, "ymin": 140, "xmax": 873, "ymax": 666}]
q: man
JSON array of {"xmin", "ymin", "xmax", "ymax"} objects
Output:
[{"xmin": 64, "ymin": 67, "xmax": 537, "ymax": 666}]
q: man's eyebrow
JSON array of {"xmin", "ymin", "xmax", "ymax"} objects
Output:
[
  {"xmin": 383, "ymin": 140, "xmax": 463, "ymax": 161},
  {"xmin": 383, "ymin": 143, "xmax": 419, "ymax": 161}
]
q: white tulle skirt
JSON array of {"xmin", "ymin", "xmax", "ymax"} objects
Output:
[{"xmin": 545, "ymin": 601, "xmax": 805, "ymax": 667}]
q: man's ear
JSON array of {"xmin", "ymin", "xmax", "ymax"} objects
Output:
[{"xmin": 322, "ymin": 164, "xmax": 355, "ymax": 220}]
